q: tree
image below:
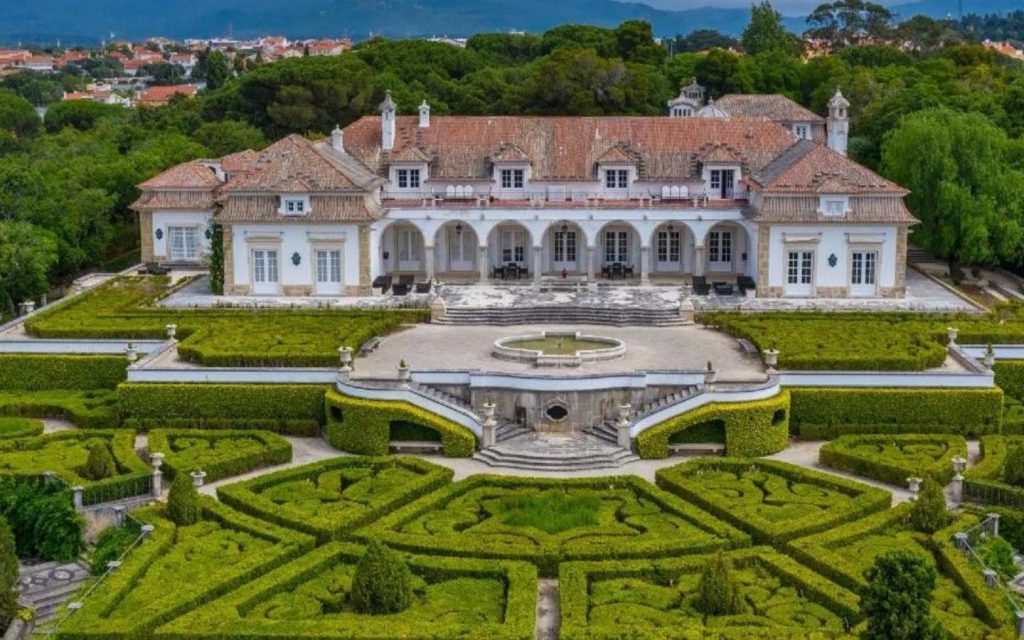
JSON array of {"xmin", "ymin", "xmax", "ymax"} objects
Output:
[
  {"xmin": 142, "ymin": 63, "xmax": 186, "ymax": 86},
  {"xmin": 860, "ymin": 551, "xmax": 944, "ymax": 640},
  {"xmin": 673, "ymin": 30, "xmax": 738, "ymax": 53},
  {"xmin": 0, "ymin": 221, "xmax": 58, "ymax": 317},
  {"xmin": 909, "ymin": 479, "xmax": 950, "ymax": 534},
  {"xmin": 44, "ymin": 100, "xmax": 125, "ymax": 133},
  {"xmin": 806, "ymin": 0, "xmax": 896, "ymax": 49},
  {"xmin": 193, "ymin": 49, "xmax": 230, "ymax": 90},
  {"xmin": 165, "ymin": 473, "xmax": 200, "ymax": 526},
  {"xmin": 696, "ymin": 552, "xmax": 742, "ymax": 622},
  {"xmin": 191, "ymin": 120, "xmax": 265, "ymax": 156},
  {"xmin": 0, "ymin": 517, "xmax": 17, "ymax": 630},
  {"xmin": 694, "ymin": 48, "xmax": 742, "ymax": 98},
  {"xmin": 613, "ymin": 20, "xmax": 665, "ymax": 65},
  {"xmin": 83, "ymin": 440, "xmax": 116, "ymax": 481},
  {"xmin": 742, "ymin": 2, "xmax": 801, "ymax": 56},
  {"xmin": 1003, "ymin": 446, "xmax": 1024, "ymax": 487},
  {"xmin": 0, "ymin": 89, "xmax": 41, "ymax": 139},
  {"xmin": 881, "ymin": 109, "xmax": 1024, "ymax": 270},
  {"xmin": 351, "ymin": 540, "xmax": 413, "ymax": 615}
]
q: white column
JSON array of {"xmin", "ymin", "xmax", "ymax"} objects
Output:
[
  {"xmin": 533, "ymin": 246, "xmax": 542, "ymax": 281},
  {"xmin": 693, "ymin": 245, "xmax": 705, "ymax": 277},
  {"xmin": 587, "ymin": 246, "xmax": 596, "ymax": 280},
  {"xmin": 478, "ymin": 246, "xmax": 488, "ymax": 282},
  {"xmin": 424, "ymin": 246, "xmax": 435, "ymax": 280},
  {"xmin": 640, "ymin": 246, "xmax": 651, "ymax": 284}
]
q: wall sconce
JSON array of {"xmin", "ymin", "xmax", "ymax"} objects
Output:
[
  {"xmin": 291, "ymin": 252, "xmax": 302, "ymax": 266},
  {"xmin": 455, "ymin": 222, "xmax": 463, "ymax": 235},
  {"xmin": 155, "ymin": 228, "xmax": 163, "ymax": 240}
]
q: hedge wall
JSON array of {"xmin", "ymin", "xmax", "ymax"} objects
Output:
[
  {"xmin": 0, "ymin": 390, "xmax": 119, "ymax": 428},
  {"xmin": 118, "ymin": 383, "xmax": 329, "ymax": 435},
  {"xmin": 636, "ymin": 391, "xmax": 790, "ymax": 459},
  {"xmin": 789, "ymin": 387, "xmax": 1004, "ymax": 438},
  {"xmin": 0, "ymin": 354, "xmax": 127, "ymax": 391},
  {"xmin": 963, "ymin": 435, "xmax": 1024, "ymax": 509},
  {"xmin": 148, "ymin": 429, "xmax": 293, "ymax": 483},
  {"xmin": 0, "ymin": 417, "xmax": 43, "ymax": 440},
  {"xmin": 324, "ymin": 390, "xmax": 476, "ymax": 457},
  {"xmin": 994, "ymin": 360, "xmax": 1024, "ymax": 400},
  {"xmin": 818, "ymin": 434, "xmax": 967, "ymax": 486}
]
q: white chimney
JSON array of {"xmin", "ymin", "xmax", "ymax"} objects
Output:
[
  {"xmin": 331, "ymin": 124, "xmax": 344, "ymax": 152},
  {"xmin": 380, "ymin": 90, "xmax": 396, "ymax": 151},
  {"xmin": 827, "ymin": 88, "xmax": 850, "ymax": 157},
  {"xmin": 419, "ymin": 100, "xmax": 430, "ymax": 128}
]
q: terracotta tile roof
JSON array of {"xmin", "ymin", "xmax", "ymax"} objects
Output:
[
  {"xmin": 750, "ymin": 142, "xmax": 908, "ymax": 195},
  {"xmin": 221, "ymin": 134, "xmax": 382, "ymax": 193},
  {"xmin": 751, "ymin": 195, "xmax": 918, "ymax": 224},
  {"xmin": 137, "ymin": 84, "xmax": 198, "ymax": 105},
  {"xmin": 139, "ymin": 161, "xmax": 221, "ymax": 189},
  {"xmin": 216, "ymin": 194, "xmax": 380, "ymax": 223},
  {"xmin": 715, "ymin": 94, "xmax": 825, "ymax": 123},
  {"xmin": 343, "ymin": 115, "xmax": 799, "ymax": 182},
  {"xmin": 595, "ymin": 144, "xmax": 636, "ymax": 165},
  {"xmin": 219, "ymin": 149, "xmax": 259, "ymax": 173},
  {"xmin": 130, "ymin": 190, "xmax": 216, "ymax": 211},
  {"xmin": 491, "ymin": 142, "xmax": 532, "ymax": 164},
  {"xmin": 390, "ymin": 145, "xmax": 431, "ymax": 163}
]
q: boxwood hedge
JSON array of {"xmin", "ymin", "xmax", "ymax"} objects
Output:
[
  {"xmin": 655, "ymin": 458, "xmax": 891, "ymax": 545},
  {"xmin": 0, "ymin": 389, "xmax": 119, "ymax": 428},
  {"xmin": 56, "ymin": 498, "xmax": 315, "ymax": 639},
  {"xmin": 119, "ymin": 383, "xmax": 329, "ymax": 435},
  {"xmin": 217, "ymin": 456, "xmax": 453, "ymax": 542},
  {"xmin": 0, "ymin": 354, "xmax": 127, "ymax": 391},
  {"xmin": 0, "ymin": 417, "xmax": 43, "ymax": 440},
  {"xmin": 789, "ymin": 387, "xmax": 1004, "ymax": 439},
  {"xmin": 559, "ymin": 547, "xmax": 861, "ymax": 640},
  {"xmin": 155, "ymin": 541, "xmax": 536, "ymax": 640},
  {"xmin": 325, "ymin": 390, "xmax": 476, "ymax": 457},
  {"xmin": 818, "ymin": 434, "xmax": 967, "ymax": 486},
  {"xmin": 148, "ymin": 429, "xmax": 293, "ymax": 483},
  {"xmin": 963, "ymin": 435, "xmax": 1024, "ymax": 509},
  {"xmin": 636, "ymin": 391, "xmax": 790, "ymax": 459}
]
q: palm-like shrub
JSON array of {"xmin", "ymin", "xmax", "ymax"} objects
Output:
[
  {"xmin": 1003, "ymin": 446, "xmax": 1024, "ymax": 487},
  {"xmin": 909, "ymin": 479, "xmax": 950, "ymax": 534},
  {"xmin": 351, "ymin": 540, "xmax": 413, "ymax": 615},
  {"xmin": 165, "ymin": 474, "xmax": 200, "ymax": 526},
  {"xmin": 696, "ymin": 552, "xmax": 741, "ymax": 622},
  {"xmin": 83, "ymin": 440, "xmax": 117, "ymax": 481}
]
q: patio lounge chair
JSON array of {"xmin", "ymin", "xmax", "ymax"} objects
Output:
[
  {"xmin": 738, "ymin": 276, "xmax": 756, "ymax": 296},
  {"xmin": 415, "ymin": 279, "xmax": 433, "ymax": 294},
  {"xmin": 140, "ymin": 262, "xmax": 170, "ymax": 276},
  {"xmin": 372, "ymin": 275, "xmax": 392, "ymax": 293},
  {"xmin": 692, "ymin": 276, "xmax": 711, "ymax": 296}
]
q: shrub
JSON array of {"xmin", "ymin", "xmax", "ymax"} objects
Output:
[
  {"xmin": 636, "ymin": 391, "xmax": 790, "ymax": 459},
  {"xmin": 118, "ymin": 383, "xmax": 327, "ymax": 435},
  {"xmin": 0, "ymin": 389, "xmax": 119, "ymax": 428},
  {"xmin": 963, "ymin": 436, "xmax": 1024, "ymax": 508},
  {"xmin": 0, "ymin": 417, "xmax": 43, "ymax": 440},
  {"xmin": 0, "ymin": 516, "xmax": 16, "ymax": 630},
  {"xmin": 909, "ymin": 479, "xmax": 950, "ymax": 534},
  {"xmin": 165, "ymin": 473, "xmax": 201, "ymax": 526},
  {"xmin": 0, "ymin": 478, "xmax": 83, "ymax": 562},
  {"xmin": 89, "ymin": 526, "xmax": 138, "ymax": 576},
  {"xmin": 1003, "ymin": 446, "xmax": 1024, "ymax": 487},
  {"xmin": 790, "ymin": 387, "xmax": 1003, "ymax": 438},
  {"xmin": 979, "ymin": 537, "xmax": 1017, "ymax": 581},
  {"xmin": 147, "ymin": 429, "xmax": 292, "ymax": 483},
  {"xmin": 860, "ymin": 551, "xmax": 944, "ymax": 640},
  {"xmin": 697, "ymin": 552, "xmax": 741, "ymax": 621},
  {"xmin": 83, "ymin": 440, "xmax": 117, "ymax": 481},
  {"xmin": 325, "ymin": 390, "xmax": 476, "ymax": 458},
  {"xmin": 351, "ymin": 540, "xmax": 414, "ymax": 615},
  {"xmin": 0, "ymin": 354, "xmax": 126, "ymax": 391},
  {"xmin": 818, "ymin": 434, "xmax": 966, "ymax": 486}
]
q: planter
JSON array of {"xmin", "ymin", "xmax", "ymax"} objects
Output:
[{"xmin": 190, "ymin": 470, "xmax": 207, "ymax": 487}]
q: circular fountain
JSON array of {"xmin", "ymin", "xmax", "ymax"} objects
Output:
[{"xmin": 493, "ymin": 331, "xmax": 625, "ymax": 367}]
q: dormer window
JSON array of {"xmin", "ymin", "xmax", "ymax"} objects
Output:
[
  {"xmin": 396, "ymin": 168, "xmax": 421, "ymax": 189},
  {"xmin": 279, "ymin": 195, "xmax": 311, "ymax": 216},
  {"xmin": 501, "ymin": 168, "xmax": 524, "ymax": 190},
  {"xmin": 286, "ymin": 199, "xmax": 305, "ymax": 214},
  {"xmin": 793, "ymin": 124, "xmax": 811, "ymax": 140},
  {"xmin": 819, "ymin": 195, "xmax": 849, "ymax": 217},
  {"xmin": 605, "ymin": 169, "xmax": 629, "ymax": 189}
]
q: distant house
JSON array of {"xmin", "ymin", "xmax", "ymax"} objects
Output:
[
  {"xmin": 55, "ymin": 50, "xmax": 88, "ymax": 68},
  {"xmin": 63, "ymin": 86, "xmax": 133, "ymax": 107},
  {"xmin": 137, "ymin": 84, "xmax": 198, "ymax": 107},
  {"xmin": 169, "ymin": 53, "xmax": 197, "ymax": 76},
  {"xmin": 24, "ymin": 55, "xmax": 55, "ymax": 73},
  {"xmin": 983, "ymin": 39, "xmax": 1023, "ymax": 59},
  {"xmin": 0, "ymin": 49, "xmax": 31, "ymax": 69},
  {"xmin": 303, "ymin": 39, "xmax": 352, "ymax": 56},
  {"xmin": 123, "ymin": 59, "xmax": 146, "ymax": 76}
]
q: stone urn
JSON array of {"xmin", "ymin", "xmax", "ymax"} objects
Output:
[
  {"xmin": 166, "ymin": 323, "xmax": 177, "ymax": 340},
  {"xmin": 338, "ymin": 346, "xmax": 353, "ymax": 373},
  {"xmin": 703, "ymin": 362, "xmax": 717, "ymax": 389},
  {"xmin": 190, "ymin": 469, "xmax": 207, "ymax": 487},
  {"xmin": 150, "ymin": 452, "xmax": 165, "ymax": 469},
  {"xmin": 947, "ymin": 327, "xmax": 959, "ymax": 345},
  {"xmin": 983, "ymin": 345, "xmax": 995, "ymax": 370},
  {"xmin": 397, "ymin": 360, "xmax": 411, "ymax": 382},
  {"xmin": 906, "ymin": 476, "xmax": 922, "ymax": 501},
  {"xmin": 763, "ymin": 348, "xmax": 780, "ymax": 373},
  {"xmin": 125, "ymin": 343, "xmax": 138, "ymax": 364}
]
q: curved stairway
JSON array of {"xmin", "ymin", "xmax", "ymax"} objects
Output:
[{"xmin": 473, "ymin": 431, "xmax": 639, "ymax": 471}]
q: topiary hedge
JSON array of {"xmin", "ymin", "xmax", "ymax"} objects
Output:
[
  {"xmin": 963, "ymin": 435, "xmax": 1024, "ymax": 509},
  {"xmin": 0, "ymin": 354, "xmax": 126, "ymax": 391},
  {"xmin": 655, "ymin": 458, "xmax": 891, "ymax": 546},
  {"xmin": 818, "ymin": 434, "xmax": 967, "ymax": 486},
  {"xmin": 118, "ymin": 383, "xmax": 329, "ymax": 435},
  {"xmin": 325, "ymin": 390, "xmax": 476, "ymax": 458},
  {"xmin": 0, "ymin": 390, "xmax": 119, "ymax": 428},
  {"xmin": 789, "ymin": 387, "xmax": 1004, "ymax": 439},
  {"xmin": 636, "ymin": 391, "xmax": 790, "ymax": 459},
  {"xmin": 148, "ymin": 429, "xmax": 293, "ymax": 483},
  {"xmin": 0, "ymin": 418, "xmax": 43, "ymax": 440},
  {"xmin": 217, "ymin": 456, "xmax": 453, "ymax": 543}
]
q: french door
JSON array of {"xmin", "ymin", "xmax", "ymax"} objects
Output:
[
  {"xmin": 168, "ymin": 226, "xmax": 199, "ymax": 262},
  {"xmin": 707, "ymin": 230, "xmax": 733, "ymax": 272},
  {"xmin": 396, "ymin": 228, "xmax": 421, "ymax": 272},
  {"xmin": 501, "ymin": 230, "xmax": 526, "ymax": 266},
  {"xmin": 314, "ymin": 249, "xmax": 342, "ymax": 295},
  {"xmin": 251, "ymin": 249, "xmax": 279, "ymax": 295},
  {"xmin": 604, "ymin": 230, "xmax": 628, "ymax": 265},
  {"xmin": 552, "ymin": 230, "xmax": 577, "ymax": 271},
  {"xmin": 448, "ymin": 228, "xmax": 474, "ymax": 271},
  {"xmin": 709, "ymin": 169, "xmax": 736, "ymax": 199},
  {"xmin": 850, "ymin": 251, "xmax": 878, "ymax": 297},
  {"xmin": 655, "ymin": 230, "xmax": 681, "ymax": 271},
  {"xmin": 785, "ymin": 250, "xmax": 814, "ymax": 297}
]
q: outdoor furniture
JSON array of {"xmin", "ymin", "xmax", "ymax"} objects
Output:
[
  {"xmin": 713, "ymin": 282, "xmax": 734, "ymax": 296},
  {"xmin": 517, "ymin": 265, "xmax": 529, "ymax": 279},
  {"xmin": 139, "ymin": 262, "xmax": 170, "ymax": 276},
  {"xmin": 415, "ymin": 278, "xmax": 433, "ymax": 294},
  {"xmin": 398, "ymin": 274, "xmax": 415, "ymax": 287},
  {"xmin": 493, "ymin": 265, "xmax": 506, "ymax": 280},
  {"xmin": 737, "ymin": 338, "xmax": 758, "ymax": 355},
  {"xmin": 611, "ymin": 263, "xmax": 624, "ymax": 280},
  {"xmin": 389, "ymin": 441, "xmax": 444, "ymax": 454},
  {"xmin": 359, "ymin": 336, "xmax": 382, "ymax": 356},
  {"xmin": 624, "ymin": 265, "xmax": 634, "ymax": 279},
  {"xmin": 738, "ymin": 276, "xmax": 756, "ymax": 296},
  {"xmin": 371, "ymin": 275, "xmax": 392, "ymax": 293},
  {"xmin": 692, "ymin": 276, "xmax": 711, "ymax": 296},
  {"xmin": 601, "ymin": 265, "xmax": 611, "ymax": 279}
]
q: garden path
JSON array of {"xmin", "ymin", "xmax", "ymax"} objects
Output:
[
  {"xmin": 42, "ymin": 419, "xmax": 75, "ymax": 434},
  {"xmin": 767, "ymin": 439, "xmax": 913, "ymax": 504},
  {"xmin": 535, "ymin": 579, "xmax": 560, "ymax": 640},
  {"xmin": 197, "ymin": 436, "xmax": 342, "ymax": 496}
]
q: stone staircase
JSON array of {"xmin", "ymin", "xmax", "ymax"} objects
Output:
[
  {"xmin": 473, "ymin": 432, "xmax": 639, "ymax": 471},
  {"xmin": 18, "ymin": 560, "xmax": 90, "ymax": 626},
  {"xmin": 630, "ymin": 386, "xmax": 702, "ymax": 422},
  {"xmin": 437, "ymin": 306, "xmax": 686, "ymax": 327},
  {"xmin": 410, "ymin": 383, "xmax": 472, "ymax": 411},
  {"xmin": 495, "ymin": 422, "xmax": 529, "ymax": 443}
]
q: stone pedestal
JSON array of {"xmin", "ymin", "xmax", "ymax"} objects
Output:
[
  {"xmin": 429, "ymin": 297, "xmax": 447, "ymax": 323},
  {"xmin": 112, "ymin": 505, "xmax": 126, "ymax": 528},
  {"xmin": 954, "ymin": 532, "xmax": 969, "ymax": 552},
  {"xmin": 481, "ymin": 401, "xmax": 497, "ymax": 448},
  {"xmin": 616, "ymin": 404, "xmax": 632, "ymax": 449},
  {"xmin": 907, "ymin": 476, "xmax": 922, "ymax": 501},
  {"xmin": 678, "ymin": 299, "xmax": 695, "ymax": 323},
  {"xmin": 338, "ymin": 346, "xmax": 353, "ymax": 373},
  {"xmin": 152, "ymin": 469, "xmax": 163, "ymax": 498},
  {"xmin": 950, "ymin": 474, "xmax": 963, "ymax": 506},
  {"xmin": 988, "ymin": 513, "xmax": 1001, "ymax": 537},
  {"xmin": 764, "ymin": 349, "xmax": 780, "ymax": 374},
  {"xmin": 983, "ymin": 568, "xmax": 999, "ymax": 588},
  {"xmin": 72, "ymin": 486, "xmax": 84, "ymax": 512}
]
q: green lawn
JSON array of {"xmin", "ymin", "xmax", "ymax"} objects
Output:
[{"xmin": 25, "ymin": 276, "xmax": 429, "ymax": 367}]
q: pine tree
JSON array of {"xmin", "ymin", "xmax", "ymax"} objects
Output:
[
  {"xmin": 351, "ymin": 540, "xmax": 413, "ymax": 615},
  {"xmin": 861, "ymin": 551, "xmax": 944, "ymax": 640},
  {"xmin": 83, "ymin": 440, "xmax": 116, "ymax": 481},
  {"xmin": 0, "ymin": 516, "xmax": 18, "ymax": 629},
  {"xmin": 909, "ymin": 479, "xmax": 950, "ymax": 534},
  {"xmin": 165, "ymin": 473, "xmax": 200, "ymax": 526},
  {"xmin": 696, "ymin": 552, "xmax": 741, "ymax": 623}
]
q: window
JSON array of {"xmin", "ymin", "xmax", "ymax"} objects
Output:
[
  {"xmin": 554, "ymin": 230, "xmax": 577, "ymax": 263},
  {"xmin": 657, "ymin": 230, "xmax": 680, "ymax": 263},
  {"xmin": 168, "ymin": 227, "xmax": 198, "ymax": 261},
  {"xmin": 501, "ymin": 168, "xmax": 524, "ymax": 189},
  {"xmin": 396, "ymin": 168, "xmax": 421, "ymax": 189},
  {"xmin": 821, "ymin": 197, "xmax": 847, "ymax": 216},
  {"xmin": 851, "ymin": 251, "xmax": 877, "ymax": 285},
  {"xmin": 793, "ymin": 124, "xmax": 810, "ymax": 140},
  {"xmin": 709, "ymin": 169, "xmax": 735, "ymax": 198},
  {"xmin": 283, "ymin": 199, "xmax": 305, "ymax": 214},
  {"xmin": 605, "ymin": 169, "xmax": 629, "ymax": 190},
  {"xmin": 316, "ymin": 249, "xmax": 342, "ymax": 284},
  {"xmin": 604, "ymin": 231, "xmax": 628, "ymax": 263},
  {"xmin": 787, "ymin": 251, "xmax": 813, "ymax": 284},
  {"xmin": 708, "ymin": 231, "xmax": 732, "ymax": 265}
]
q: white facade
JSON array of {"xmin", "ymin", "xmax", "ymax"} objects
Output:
[
  {"xmin": 765, "ymin": 225, "xmax": 898, "ymax": 297},
  {"xmin": 229, "ymin": 224, "xmax": 362, "ymax": 296},
  {"xmin": 152, "ymin": 211, "xmax": 212, "ymax": 262}
]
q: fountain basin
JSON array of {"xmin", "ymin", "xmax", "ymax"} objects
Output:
[{"xmin": 493, "ymin": 331, "xmax": 625, "ymax": 367}]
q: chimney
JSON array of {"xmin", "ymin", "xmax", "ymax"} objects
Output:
[
  {"xmin": 331, "ymin": 124, "xmax": 344, "ymax": 152},
  {"xmin": 379, "ymin": 90, "xmax": 396, "ymax": 151},
  {"xmin": 827, "ymin": 88, "xmax": 850, "ymax": 157},
  {"xmin": 419, "ymin": 100, "xmax": 430, "ymax": 128}
]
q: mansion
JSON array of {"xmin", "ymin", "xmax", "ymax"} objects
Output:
[{"xmin": 133, "ymin": 82, "xmax": 916, "ymax": 299}]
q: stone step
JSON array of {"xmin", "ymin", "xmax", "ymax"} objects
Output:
[
  {"xmin": 472, "ymin": 454, "xmax": 640, "ymax": 471},
  {"xmin": 479, "ymin": 448, "xmax": 637, "ymax": 466},
  {"xmin": 495, "ymin": 424, "xmax": 530, "ymax": 442},
  {"xmin": 473, "ymin": 431, "xmax": 640, "ymax": 471},
  {"xmin": 585, "ymin": 423, "xmax": 619, "ymax": 444},
  {"xmin": 438, "ymin": 306, "xmax": 685, "ymax": 327}
]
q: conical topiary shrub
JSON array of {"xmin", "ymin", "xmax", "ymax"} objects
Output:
[
  {"xmin": 165, "ymin": 473, "xmax": 201, "ymax": 526},
  {"xmin": 351, "ymin": 540, "xmax": 413, "ymax": 615},
  {"xmin": 84, "ymin": 440, "xmax": 117, "ymax": 481},
  {"xmin": 696, "ymin": 552, "xmax": 741, "ymax": 623}
]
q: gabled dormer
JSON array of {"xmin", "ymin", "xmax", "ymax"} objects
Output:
[
  {"xmin": 596, "ymin": 145, "xmax": 637, "ymax": 194},
  {"xmin": 388, "ymin": 146, "xmax": 430, "ymax": 192},
  {"xmin": 491, "ymin": 142, "xmax": 531, "ymax": 193},
  {"xmin": 697, "ymin": 144, "xmax": 744, "ymax": 199},
  {"xmin": 278, "ymin": 194, "xmax": 311, "ymax": 216}
]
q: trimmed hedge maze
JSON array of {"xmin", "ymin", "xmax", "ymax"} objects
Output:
[
  {"xmin": 148, "ymin": 429, "xmax": 293, "ymax": 483},
  {"xmin": 358, "ymin": 475, "xmax": 749, "ymax": 576},
  {"xmin": 0, "ymin": 389, "xmax": 119, "ymax": 428},
  {"xmin": 819, "ymin": 434, "xmax": 968, "ymax": 486},
  {"xmin": 560, "ymin": 547, "xmax": 859, "ymax": 640},
  {"xmin": 964, "ymin": 435, "xmax": 1024, "ymax": 509},
  {"xmin": 655, "ymin": 458, "xmax": 891, "ymax": 545},
  {"xmin": 0, "ymin": 417, "xmax": 43, "ymax": 440}
]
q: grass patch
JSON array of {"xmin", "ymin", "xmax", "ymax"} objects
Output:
[
  {"xmin": 0, "ymin": 417, "xmax": 44, "ymax": 440},
  {"xmin": 499, "ymin": 490, "xmax": 602, "ymax": 534}
]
